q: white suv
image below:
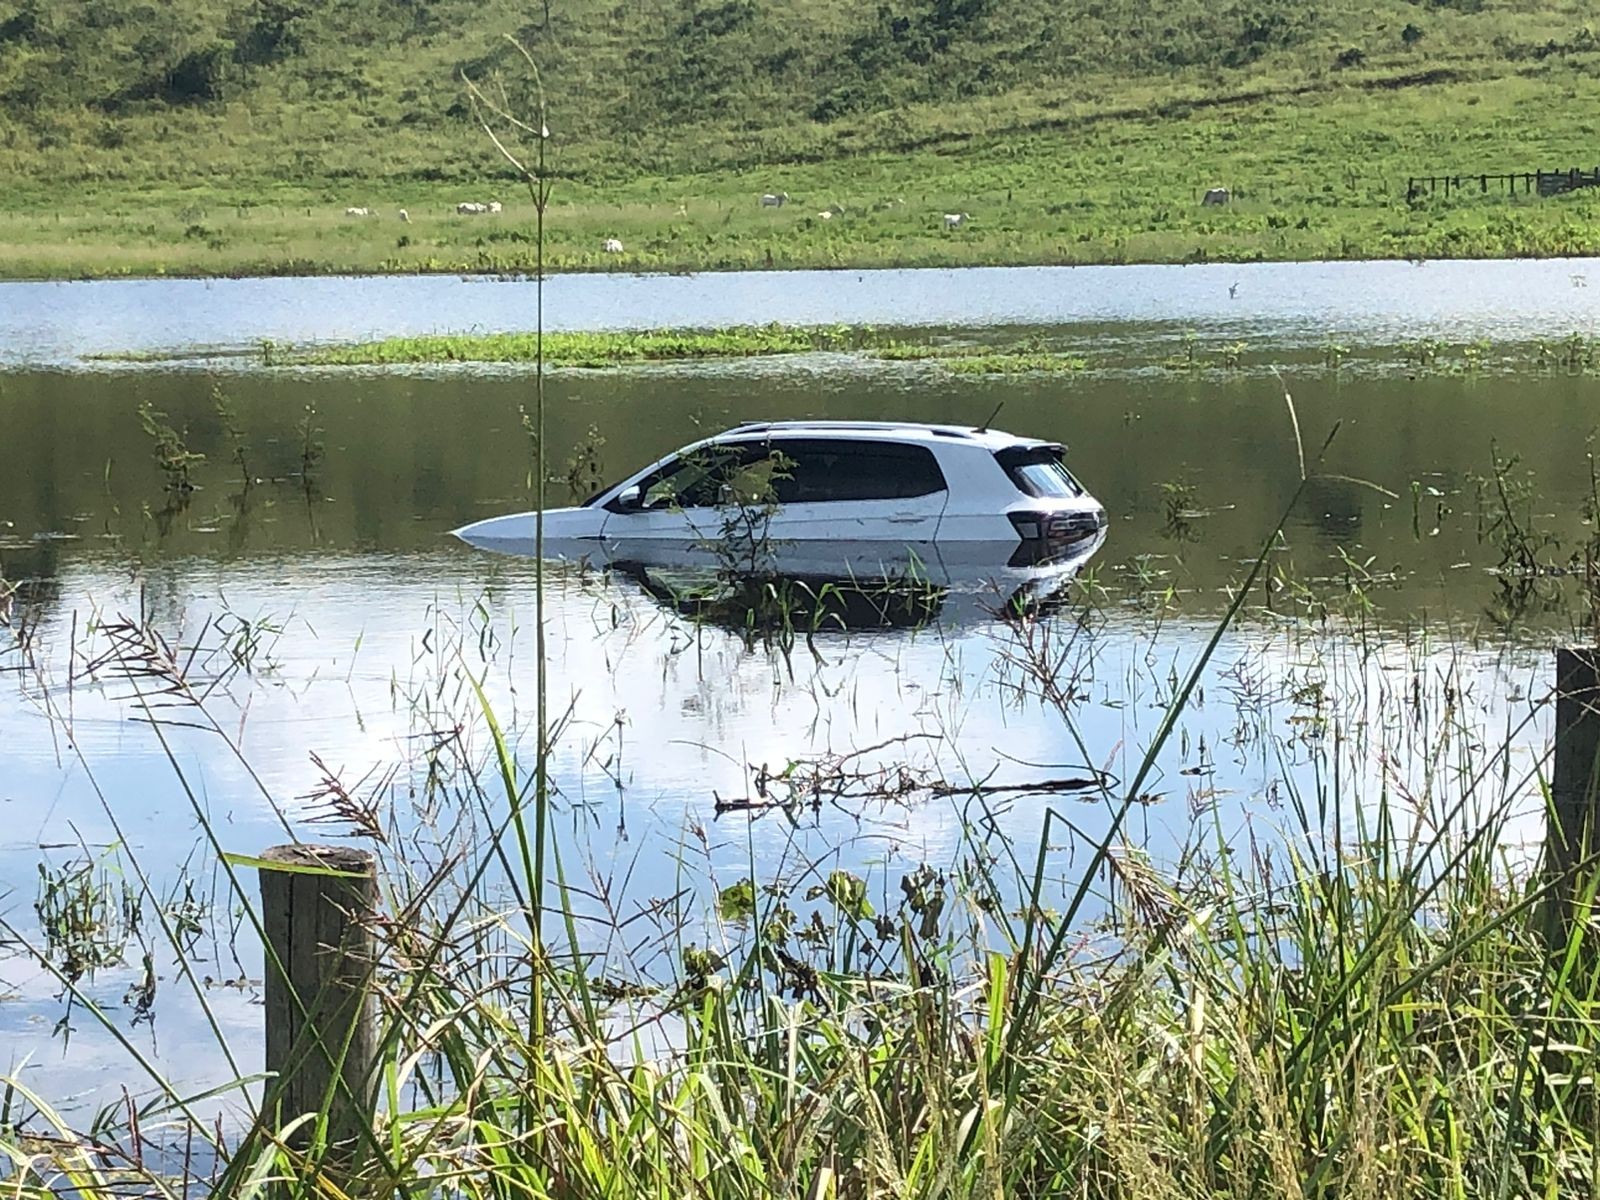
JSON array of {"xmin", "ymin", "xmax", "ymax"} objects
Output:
[{"xmin": 455, "ymin": 421, "xmax": 1107, "ymax": 580}]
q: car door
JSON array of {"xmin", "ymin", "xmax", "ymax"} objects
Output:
[
  {"xmin": 759, "ymin": 438, "xmax": 948, "ymax": 576},
  {"xmin": 599, "ymin": 441, "xmax": 769, "ymax": 567}
]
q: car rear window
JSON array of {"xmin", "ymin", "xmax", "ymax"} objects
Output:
[
  {"xmin": 770, "ymin": 439, "xmax": 947, "ymax": 502},
  {"xmin": 996, "ymin": 446, "xmax": 1083, "ymax": 499}
]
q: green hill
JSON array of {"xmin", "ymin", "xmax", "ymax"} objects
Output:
[{"xmin": 2, "ymin": 0, "xmax": 1599, "ymax": 276}]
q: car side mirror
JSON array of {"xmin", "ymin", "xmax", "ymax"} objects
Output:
[{"xmin": 612, "ymin": 485, "xmax": 643, "ymax": 513}]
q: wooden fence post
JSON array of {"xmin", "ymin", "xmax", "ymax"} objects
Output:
[
  {"xmin": 260, "ymin": 844, "xmax": 379, "ymax": 1152},
  {"xmin": 1549, "ymin": 648, "xmax": 1600, "ymax": 931}
]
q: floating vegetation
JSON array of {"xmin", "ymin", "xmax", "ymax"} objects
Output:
[
  {"xmin": 34, "ymin": 853, "xmax": 140, "ymax": 985},
  {"xmin": 939, "ymin": 350, "xmax": 1088, "ymax": 374},
  {"xmin": 294, "ymin": 324, "xmax": 1092, "ymax": 374},
  {"xmin": 300, "ymin": 324, "xmax": 864, "ymax": 367}
]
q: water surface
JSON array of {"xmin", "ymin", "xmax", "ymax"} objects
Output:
[
  {"xmin": 7, "ymin": 256, "xmax": 1600, "ymax": 365},
  {"xmin": 1, "ymin": 261, "xmax": 1592, "ymax": 1122}
]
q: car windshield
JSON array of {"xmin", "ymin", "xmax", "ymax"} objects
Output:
[{"xmin": 997, "ymin": 447, "xmax": 1082, "ymax": 498}]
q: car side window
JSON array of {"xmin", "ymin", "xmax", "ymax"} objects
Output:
[
  {"xmin": 771, "ymin": 440, "xmax": 947, "ymax": 503},
  {"xmin": 638, "ymin": 442, "xmax": 771, "ymax": 509}
]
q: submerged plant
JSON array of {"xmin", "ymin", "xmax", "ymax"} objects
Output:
[
  {"xmin": 212, "ymin": 381, "xmax": 250, "ymax": 487},
  {"xmin": 296, "ymin": 401, "xmax": 324, "ymax": 486},
  {"xmin": 135, "ymin": 400, "xmax": 204, "ymax": 495},
  {"xmin": 1403, "ymin": 336, "xmax": 1442, "ymax": 371},
  {"xmin": 34, "ymin": 854, "xmax": 141, "ymax": 986},
  {"xmin": 564, "ymin": 422, "xmax": 607, "ymax": 502},
  {"xmin": 1159, "ymin": 477, "xmax": 1201, "ymax": 539},
  {"xmin": 1560, "ymin": 331, "xmax": 1598, "ymax": 373}
]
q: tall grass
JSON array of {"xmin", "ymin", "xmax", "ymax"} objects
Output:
[{"xmin": 1, "ymin": 548, "xmax": 1595, "ymax": 1198}]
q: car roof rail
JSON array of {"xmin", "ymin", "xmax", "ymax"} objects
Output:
[{"xmin": 723, "ymin": 420, "xmax": 982, "ymax": 438}]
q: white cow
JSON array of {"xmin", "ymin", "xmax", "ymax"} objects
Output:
[
  {"xmin": 344, "ymin": 206, "xmax": 372, "ymax": 217},
  {"xmin": 943, "ymin": 212, "xmax": 969, "ymax": 230},
  {"xmin": 760, "ymin": 192, "xmax": 789, "ymax": 207},
  {"xmin": 397, "ymin": 208, "xmax": 410, "ymax": 223},
  {"xmin": 457, "ymin": 202, "xmax": 488, "ymax": 215},
  {"xmin": 488, "ymin": 200, "xmax": 503, "ymax": 214},
  {"xmin": 817, "ymin": 210, "xmax": 833, "ymax": 220},
  {"xmin": 603, "ymin": 237, "xmax": 624, "ymax": 253},
  {"xmin": 1202, "ymin": 187, "xmax": 1230, "ymax": 206}
]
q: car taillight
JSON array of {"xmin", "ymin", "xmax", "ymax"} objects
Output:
[
  {"xmin": 1009, "ymin": 511, "xmax": 1089, "ymax": 543},
  {"xmin": 1008, "ymin": 510, "xmax": 1104, "ymax": 566}
]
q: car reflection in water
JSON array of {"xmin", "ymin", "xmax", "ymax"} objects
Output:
[{"xmin": 461, "ymin": 531, "xmax": 1105, "ymax": 638}]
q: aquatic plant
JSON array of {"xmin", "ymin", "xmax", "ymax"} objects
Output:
[
  {"xmin": 1403, "ymin": 337, "xmax": 1442, "ymax": 370},
  {"xmin": 564, "ymin": 423, "xmax": 607, "ymax": 503},
  {"xmin": 34, "ymin": 852, "xmax": 141, "ymax": 987},
  {"xmin": 1159, "ymin": 477, "xmax": 1201, "ymax": 539},
  {"xmin": 135, "ymin": 399, "xmax": 204, "ymax": 496},
  {"xmin": 211, "ymin": 381, "xmax": 250, "ymax": 487},
  {"xmin": 296, "ymin": 401, "xmax": 324, "ymax": 487}
]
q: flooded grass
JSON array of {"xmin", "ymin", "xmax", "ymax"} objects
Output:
[
  {"xmin": 299, "ymin": 324, "xmax": 866, "ymax": 367},
  {"xmin": 296, "ymin": 325, "xmax": 1092, "ymax": 372},
  {"xmin": 2, "ymin": 501, "xmax": 1599, "ymax": 1196},
  {"xmin": 13, "ymin": 309, "xmax": 1600, "ymax": 1194},
  {"xmin": 87, "ymin": 323, "xmax": 1600, "ymax": 380}
]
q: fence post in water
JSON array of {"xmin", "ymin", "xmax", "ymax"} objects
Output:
[
  {"xmin": 1548, "ymin": 648, "xmax": 1600, "ymax": 935},
  {"xmin": 259, "ymin": 844, "xmax": 379, "ymax": 1153}
]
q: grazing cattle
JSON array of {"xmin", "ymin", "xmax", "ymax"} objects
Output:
[
  {"xmin": 1202, "ymin": 187, "xmax": 1230, "ymax": 206},
  {"xmin": 344, "ymin": 206, "xmax": 372, "ymax": 217},
  {"xmin": 487, "ymin": 200, "xmax": 503, "ymax": 214},
  {"xmin": 603, "ymin": 237, "xmax": 624, "ymax": 253},
  {"xmin": 398, "ymin": 208, "xmax": 410, "ymax": 223},
  {"xmin": 817, "ymin": 210, "xmax": 833, "ymax": 220},
  {"xmin": 943, "ymin": 212, "xmax": 969, "ymax": 230},
  {"xmin": 457, "ymin": 202, "xmax": 488, "ymax": 215},
  {"xmin": 760, "ymin": 192, "xmax": 789, "ymax": 207}
]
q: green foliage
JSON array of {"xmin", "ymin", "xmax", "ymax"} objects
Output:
[
  {"xmin": 715, "ymin": 878, "xmax": 757, "ymax": 922},
  {"xmin": 563, "ymin": 422, "xmax": 606, "ymax": 502},
  {"xmin": 135, "ymin": 399, "xmax": 204, "ymax": 494},
  {"xmin": 211, "ymin": 381, "xmax": 249, "ymax": 485}
]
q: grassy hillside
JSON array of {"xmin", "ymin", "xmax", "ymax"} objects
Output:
[{"xmin": 2, "ymin": 0, "xmax": 1600, "ymax": 276}]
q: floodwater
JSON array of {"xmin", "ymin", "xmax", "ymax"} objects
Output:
[{"xmin": 2, "ymin": 259, "xmax": 1597, "ymax": 1123}]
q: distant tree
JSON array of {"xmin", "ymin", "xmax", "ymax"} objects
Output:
[
  {"xmin": 1401, "ymin": 22, "xmax": 1425, "ymax": 47},
  {"xmin": 163, "ymin": 41, "xmax": 234, "ymax": 103},
  {"xmin": 233, "ymin": 1, "xmax": 310, "ymax": 68}
]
